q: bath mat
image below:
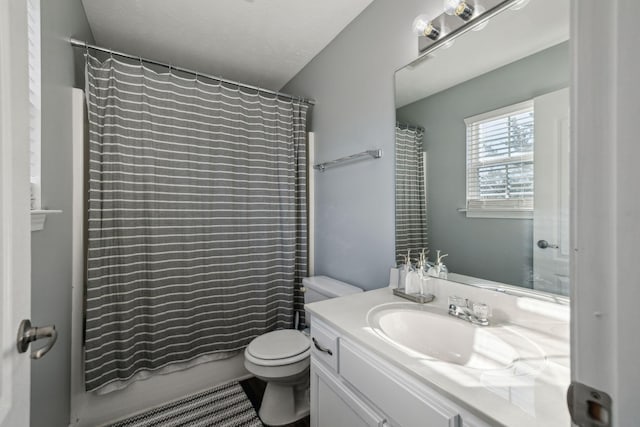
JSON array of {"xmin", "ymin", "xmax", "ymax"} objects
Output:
[{"xmin": 107, "ymin": 381, "xmax": 263, "ymax": 427}]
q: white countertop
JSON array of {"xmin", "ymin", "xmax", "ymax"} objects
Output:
[{"xmin": 306, "ymin": 282, "xmax": 570, "ymax": 427}]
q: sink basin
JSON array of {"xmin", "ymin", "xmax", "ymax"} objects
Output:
[{"xmin": 367, "ymin": 303, "xmax": 545, "ymax": 372}]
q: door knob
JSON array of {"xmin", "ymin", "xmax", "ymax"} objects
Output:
[
  {"xmin": 16, "ymin": 319, "xmax": 58, "ymax": 360},
  {"xmin": 537, "ymin": 239, "xmax": 559, "ymax": 249}
]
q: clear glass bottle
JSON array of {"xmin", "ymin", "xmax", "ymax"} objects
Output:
[{"xmin": 399, "ymin": 249, "xmax": 414, "ymax": 290}]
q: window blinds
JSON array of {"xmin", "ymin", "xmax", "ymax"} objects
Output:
[{"xmin": 465, "ymin": 100, "xmax": 534, "ymax": 216}]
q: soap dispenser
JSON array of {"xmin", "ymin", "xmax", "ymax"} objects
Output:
[
  {"xmin": 427, "ymin": 250, "xmax": 449, "ymax": 279},
  {"xmin": 398, "ymin": 250, "xmax": 415, "ymax": 290},
  {"xmin": 416, "ymin": 249, "xmax": 432, "ymax": 295},
  {"xmin": 416, "ymin": 249, "xmax": 427, "ymax": 277}
]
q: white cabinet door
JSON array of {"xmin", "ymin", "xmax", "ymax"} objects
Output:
[{"xmin": 311, "ymin": 359, "xmax": 386, "ymax": 427}]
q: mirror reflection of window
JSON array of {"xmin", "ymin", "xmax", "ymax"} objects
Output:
[{"xmin": 465, "ymin": 101, "xmax": 534, "ymax": 218}]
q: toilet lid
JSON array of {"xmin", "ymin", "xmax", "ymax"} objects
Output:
[{"xmin": 247, "ymin": 329, "xmax": 310, "ymax": 360}]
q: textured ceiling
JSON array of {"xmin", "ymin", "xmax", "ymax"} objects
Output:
[{"xmin": 81, "ymin": 0, "xmax": 374, "ymax": 90}]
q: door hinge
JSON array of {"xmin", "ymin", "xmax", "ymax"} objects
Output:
[{"xmin": 567, "ymin": 381, "xmax": 612, "ymax": 427}]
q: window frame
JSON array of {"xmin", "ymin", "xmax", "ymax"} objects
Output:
[
  {"xmin": 464, "ymin": 100, "xmax": 534, "ymax": 219},
  {"xmin": 27, "ymin": 0, "xmax": 41, "ymax": 210}
]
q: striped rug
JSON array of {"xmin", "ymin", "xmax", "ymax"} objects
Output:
[{"xmin": 107, "ymin": 381, "xmax": 263, "ymax": 427}]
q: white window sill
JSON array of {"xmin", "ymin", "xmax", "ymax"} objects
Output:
[
  {"xmin": 31, "ymin": 209, "xmax": 62, "ymax": 231},
  {"xmin": 458, "ymin": 208, "xmax": 533, "ymax": 219}
]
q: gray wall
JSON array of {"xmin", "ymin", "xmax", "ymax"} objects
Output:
[
  {"xmin": 283, "ymin": 0, "xmax": 445, "ymax": 290},
  {"xmin": 396, "ymin": 42, "xmax": 569, "ymax": 286},
  {"xmin": 31, "ymin": 1, "xmax": 93, "ymax": 426}
]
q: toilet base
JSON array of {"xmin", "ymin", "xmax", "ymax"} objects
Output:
[{"xmin": 258, "ymin": 380, "xmax": 310, "ymax": 426}]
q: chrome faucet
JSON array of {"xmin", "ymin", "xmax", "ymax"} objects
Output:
[{"xmin": 448, "ymin": 296, "xmax": 490, "ymax": 326}]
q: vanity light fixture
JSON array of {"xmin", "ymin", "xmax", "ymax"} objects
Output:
[
  {"xmin": 444, "ymin": 0, "xmax": 475, "ymax": 21},
  {"xmin": 412, "ymin": 14, "xmax": 441, "ymax": 40},
  {"xmin": 415, "ymin": 0, "xmax": 528, "ymax": 55}
]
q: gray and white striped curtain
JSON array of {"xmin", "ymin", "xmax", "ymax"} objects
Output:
[
  {"xmin": 84, "ymin": 53, "xmax": 308, "ymax": 392},
  {"xmin": 395, "ymin": 124, "xmax": 427, "ymax": 264}
]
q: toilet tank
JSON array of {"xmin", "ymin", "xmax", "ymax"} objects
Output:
[
  {"xmin": 302, "ymin": 276, "xmax": 363, "ymax": 327},
  {"xmin": 303, "ymin": 275, "xmax": 363, "ymax": 304}
]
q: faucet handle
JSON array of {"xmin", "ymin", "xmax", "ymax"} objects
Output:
[
  {"xmin": 448, "ymin": 295, "xmax": 467, "ymax": 306},
  {"xmin": 471, "ymin": 302, "xmax": 490, "ymax": 322},
  {"xmin": 448, "ymin": 295, "xmax": 468, "ymax": 312}
]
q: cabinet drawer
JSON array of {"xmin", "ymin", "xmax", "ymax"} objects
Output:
[
  {"xmin": 310, "ymin": 319, "xmax": 339, "ymax": 371},
  {"xmin": 340, "ymin": 339, "xmax": 462, "ymax": 427}
]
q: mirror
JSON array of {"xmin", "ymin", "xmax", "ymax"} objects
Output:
[{"xmin": 394, "ymin": 0, "xmax": 570, "ymax": 295}]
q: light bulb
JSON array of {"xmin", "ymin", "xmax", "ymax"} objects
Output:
[
  {"xmin": 412, "ymin": 15, "xmax": 429, "ymax": 36},
  {"xmin": 443, "ymin": 0, "xmax": 460, "ymax": 15},
  {"xmin": 412, "ymin": 15, "xmax": 440, "ymax": 40},
  {"xmin": 443, "ymin": 0, "xmax": 474, "ymax": 21}
]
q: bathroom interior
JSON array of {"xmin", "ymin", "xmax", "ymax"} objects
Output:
[{"xmin": 2, "ymin": 0, "xmax": 639, "ymax": 426}]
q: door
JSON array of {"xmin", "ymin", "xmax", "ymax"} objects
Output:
[
  {"xmin": 0, "ymin": 0, "xmax": 32, "ymax": 425},
  {"xmin": 532, "ymin": 88, "xmax": 570, "ymax": 295},
  {"xmin": 570, "ymin": 1, "xmax": 640, "ymax": 425}
]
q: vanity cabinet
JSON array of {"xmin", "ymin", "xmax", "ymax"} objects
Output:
[
  {"xmin": 310, "ymin": 318, "xmax": 489, "ymax": 427},
  {"xmin": 310, "ymin": 319, "xmax": 388, "ymax": 427},
  {"xmin": 311, "ymin": 360, "xmax": 388, "ymax": 427}
]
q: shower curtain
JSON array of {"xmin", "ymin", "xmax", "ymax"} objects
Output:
[
  {"xmin": 84, "ymin": 53, "xmax": 308, "ymax": 392},
  {"xmin": 395, "ymin": 124, "xmax": 427, "ymax": 265}
]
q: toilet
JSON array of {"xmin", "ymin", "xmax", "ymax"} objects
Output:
[{"xmin": 244, "ymin": 275, "xmax": 363, "ymax": 426}]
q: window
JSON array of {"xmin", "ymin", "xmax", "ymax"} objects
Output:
[
  {"xmin": 28, "ymin": 0, "xmax": 41, "ymax": 210},
  {"xmin": 464, "ymin": 100, "xmax": 534, "ymax": 219}
]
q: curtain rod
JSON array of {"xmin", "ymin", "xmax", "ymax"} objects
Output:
[
  {"xmin": 69, "ymin": 38, "xmax": 316, "ymax": 106},
  {"xmin": 396, "ymin": 122, "xmax": 425, "ymax": 132}
]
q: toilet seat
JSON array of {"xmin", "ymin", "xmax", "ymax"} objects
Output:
[{"xmin": 245, "ymin": 329, "xmax": 310, "ymax": 367}]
